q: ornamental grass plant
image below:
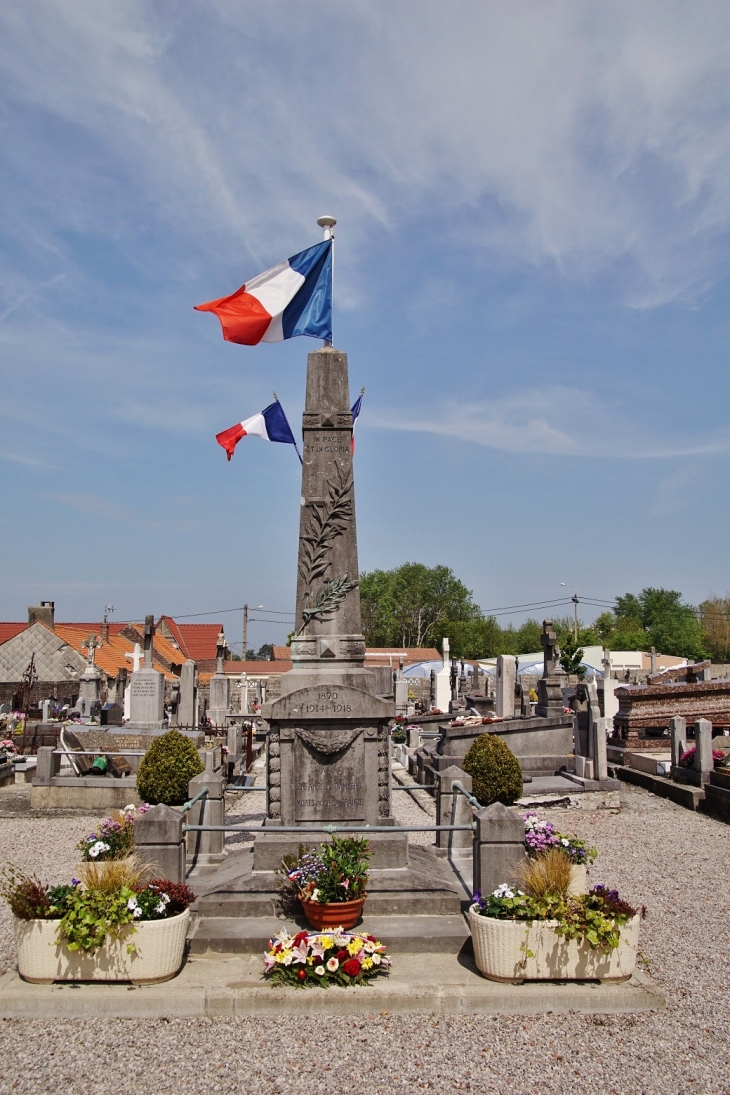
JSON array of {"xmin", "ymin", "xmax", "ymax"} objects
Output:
[{"xmin": 518, "ymin": 847, "xmax": 573, "ymax": 899}]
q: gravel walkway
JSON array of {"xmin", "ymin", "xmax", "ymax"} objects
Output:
[{"xmin": 1, "ymin": 786, "xmax": 729, "ymax": 1093}]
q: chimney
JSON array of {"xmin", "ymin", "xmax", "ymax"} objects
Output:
[
  {"xmin": 28, "ymin": 601, "xmax": 55, "ymax": 630},
  {"xmin": 101, "ymin": 621, "xmax": 110, "ymax": 642}
]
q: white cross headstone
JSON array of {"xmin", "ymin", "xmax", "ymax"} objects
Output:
[{"xmin": 125, "ymin": 643, "xmax": 143, "ymax": 672}]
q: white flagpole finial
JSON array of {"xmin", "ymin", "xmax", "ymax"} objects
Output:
[{"xmin": 317, "ymin": 215, "xmax": 336, "ymax": 241}]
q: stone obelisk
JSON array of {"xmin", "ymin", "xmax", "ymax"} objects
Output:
[
  {"xmin": 286, "ymin": 345, "xmax": 370, "ymax": 689},
  {"xmin": 259, "ymin": 218, "xmax": 398, "ymax": 855}
]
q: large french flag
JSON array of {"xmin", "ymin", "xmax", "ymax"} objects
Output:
[
  {"xmin": 195, "ymin": 240, "xmax": 332, "ymax": 345},
  {"xmin": 216, "ymin": 400, "xmax": 300, "ymax": 461}
]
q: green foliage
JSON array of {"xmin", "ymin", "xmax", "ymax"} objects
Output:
[
  {"xmin": 360, "ymin": 563, "xmax": 478, "ymax": 648},
  {"xmin": 559, "ymin": 634, "xmax": 586, "ymax": 678},
  {"xmin": 699, "ymin": 594, "xmax": 730, "ymax": 661},
  {"xmin": 57, "ymin": 885, "xmax": 137, "ymax": 953},
  {"xmin": 282, "ymin": 836, "xmax": 371, "ymax": 905},
  {"xmin": 136, "ymin": 729, "xmax": 204, "ymax": 806},
  {"xmin": 0, "ymin": 864, "xmax": 54, "ymax": 920},
  {"xmin": 602, "ymin": 587, "xmax": 706, "ymax": 659},
  {"xmin": 462, "ymin": 733, "xmax": 523, "ymax": 807},
  {"xmin": 473, "ymin": 885, "xmax": 641, "ymax": 952},
  {"xmin": 442, "ymin": 616, "xmax": 504, "ymax": 658}
]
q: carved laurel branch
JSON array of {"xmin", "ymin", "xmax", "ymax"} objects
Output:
[
  {"xmin": 297, "ymin": 574, "xmax": 359, "ymax": 634},
  {"xmin": 298, "ymin": 463, "xmax": 354, "ymax": 591}
]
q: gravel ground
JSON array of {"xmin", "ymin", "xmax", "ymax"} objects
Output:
[{"xmin": 1, "ymin": 786, "xmax": 730, "ymax": 1094}]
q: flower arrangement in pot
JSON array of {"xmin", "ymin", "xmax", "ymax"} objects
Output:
[
  {"xmin": 523, "ymin": 811, "xmax": 597, "ymax": 895},
  {"xmin": 468, "ymin": 849, "xmax": 644, "ymax": 984},
  {"xmin": 0, "ymin": 857, "xmax": 196, "ymax": 984},
  {"xmin": 263, "ymin": 927, "xmax": 391, "ymax": 988},
  {"xmin": 77, "ymin": 802, "xmax": 151, "ymax": 862},
  {"xmin": 281, "ymin": 835, "xmax": 370, "ymax": 930}
]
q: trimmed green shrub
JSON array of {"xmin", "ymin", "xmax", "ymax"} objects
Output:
[
  {"xmin": 462, "ymin": 732, "xmax": 523, "ymax": 807},
  {"xmin": 136, "ymin": 730, "xmax": 204, "ymax": 806}
]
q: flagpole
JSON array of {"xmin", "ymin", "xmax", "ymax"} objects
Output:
[{"xmin": 317, "ymin": 215, "xmax": 336, "ymax": 348}]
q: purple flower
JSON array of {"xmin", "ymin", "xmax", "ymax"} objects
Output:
[{"xmin": 71, "ymin": 878, "xmax": 80, "ymax": 887}]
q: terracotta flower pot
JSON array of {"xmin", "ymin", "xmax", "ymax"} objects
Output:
[{"xmin": 300, "ymin": 897, "xmax": 365, "ymax": 930}]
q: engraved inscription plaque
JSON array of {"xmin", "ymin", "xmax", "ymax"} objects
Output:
[{"xmin": 294, "ymin": 729, "xmax": 365, "ymax": 821}]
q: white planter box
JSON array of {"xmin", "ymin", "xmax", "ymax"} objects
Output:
[
  {"xmin": 468, "ymin": 906, "xmax": 640, "ymax": 984},
  {"xmin": 15, "ymin": 908, "xmax": 190, "ymax": 984}
]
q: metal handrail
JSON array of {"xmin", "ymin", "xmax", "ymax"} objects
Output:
[
  {"xmin": 179, "ymin": 787, "xmax": 209, "ymax": 814},
  {"xmin": 452, "ymin": 780, "xmax": 482, "ymax": 809},
  {"xmin": 182, "ymin": 822, "xmax": 474, "ymax": 833},
  {"xmin": 52, "ymin": 749, "xmax": 147, "ymax": 756}
]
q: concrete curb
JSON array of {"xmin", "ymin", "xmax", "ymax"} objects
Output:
[{"xmin": 0, "ymin": 955, "xmax": 665, "ymax": 1019}]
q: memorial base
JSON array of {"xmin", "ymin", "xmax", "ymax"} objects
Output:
[{"xmin": 252, "ymin": 824, "xmax": 408, "ymax": 871}]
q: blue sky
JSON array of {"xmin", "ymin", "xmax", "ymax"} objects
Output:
[{"xmin": 2, "ymin": 1, "xmax": 730, "ymax": 651}]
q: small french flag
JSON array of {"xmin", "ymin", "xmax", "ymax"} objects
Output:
[
  {"xmin": 216, "ymin": 399, "xmax": 301, "ymax": 462},
  {"xmin": 351, "ymin": 388, "xmax": 365, "ymax": 455},
  {"xmin": 195, "ymin": 240, "xmax": 332, "ymax": 345}
]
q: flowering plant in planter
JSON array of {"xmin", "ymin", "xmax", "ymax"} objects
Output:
[
  {"xmin": 472, "ymin": 882, "xmax": 641, "ymax": 951},
  {"xmin": 0, "ymin": 859, "xmax": 195, "ymax": 954},
  {"xmin": 263, "ymin": 927, "xmax": 390, "ymax": 988},
  {"xmin": 679, "ymin": 745, "xmax": 726, "ymax": 769},
  {"xmin": 282, "ymin": 835, "xmax": 370, "ymax": 905},
  {"xmin": 0, "ymin": 738, "xmax": 17, "ymax": 760},
  {"xmin": 523, "ymin": 812, "xmax": 597, "ymax": 865},
  {"xmin": 77, "ymin": 803, "xmax": 151, "ymax": 861}
]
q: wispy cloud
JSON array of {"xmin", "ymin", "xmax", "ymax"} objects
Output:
[
  {"xmin": 0, "ymin": 2, "xmax": 730, "ymax": 302},
  {"xmin": 373, "ymin": 387, "xmax": 730, "ymax": 460},
  {"xmin": 39, "ymin": 491, "xmax": 202, "ymax": 531}
]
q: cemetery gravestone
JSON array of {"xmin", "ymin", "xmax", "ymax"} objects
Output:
[
  {"xmin": 536, "ymin": 619, "xmax": 564, "ymax": 717},
  {"xmin": 179, "ymin": 659, "xmax": 197, "ymax": 727},
  {"xmin": 128, "ymin": 616, "xmax": 165, "ymax": 728},
  {"xmin": 208, "ymin": 632, "xmax": 231, "ymax": 728},
  {"xmin": 496, "ymin": 654, "xmax": 516, "ymax": 718}
]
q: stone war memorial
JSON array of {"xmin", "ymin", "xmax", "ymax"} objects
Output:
[
  {"xmin": 187, "ymin": 338, "xmax": 469, "ymax": 939},
  {"xmin": 0, "ymin": 219, "xmax": 665, "ymax": 1025}
]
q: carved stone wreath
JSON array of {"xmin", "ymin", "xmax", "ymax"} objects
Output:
[{"xmin": 295, "ymin": 726, "xmax": 363, "ymax": 755}]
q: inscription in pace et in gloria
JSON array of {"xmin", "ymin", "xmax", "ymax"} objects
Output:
[{"xmin": 294, "ymin": 730, "xmax": 366, "ymax": 821}]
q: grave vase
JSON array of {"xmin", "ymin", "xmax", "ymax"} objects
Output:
[{"xmin": 467, "ymin": 906, "xmax": 640, "ymax": 984}]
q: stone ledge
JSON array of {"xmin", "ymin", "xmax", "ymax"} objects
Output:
[
  {"xmin": 0, "ymin": 956, "xmax": 665, "ymax": 1018},
  {"xmin": 612, "ymin": 765, "xmax": 704, "ymax": 810}
]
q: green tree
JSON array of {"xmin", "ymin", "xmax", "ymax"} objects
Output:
[
  {"xmin": 359, "ymin": 563, "xmax": 478, "ymax": 648},
  {"xmin": 559, "ymin": 634, "xmax": 586, "ymax": 678},
  {"xmin": 699, "ymin": 594, "xmax": 730, "ymax": 661},
  {"xmin": 443, "ymin": 616, "xmax": 505, "ymax": 658},
  {"xmin": 601, "ymin": 588, "xmax": 705, "ymax": 659}
]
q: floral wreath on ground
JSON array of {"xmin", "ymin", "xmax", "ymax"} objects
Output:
[
  {"xmin": 264, "ymin": 928, "xmax": 390, "ymax": 988},
  {"xmin": 522, "ymin": 811, "xmax": 597, "ymax": 865}
]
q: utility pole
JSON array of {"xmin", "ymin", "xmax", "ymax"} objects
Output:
[
  {"xmin": 560, "ymin": 583, "xmax": 579, "ymax": 642},
  {"xmin": 242, "ymin": 603, "xmax": 248, "ymax": 663}
]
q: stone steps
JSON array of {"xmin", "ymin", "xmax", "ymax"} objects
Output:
[{"xmin": 188, "ymin": 914, "xmax": 472, "ymax": 955}]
